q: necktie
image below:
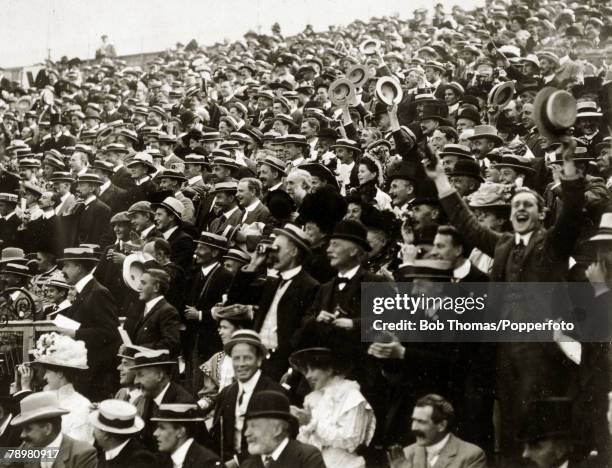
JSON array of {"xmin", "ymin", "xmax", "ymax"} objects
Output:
[
  {"xmin": 263, "ymin": 456, "xmax": 273, "ymax": 467},
  {"xmin": 238, "ymin": 389, "xmax": 244, "ymax": 407},
  {"xmin": 336, "ymin": 277, "xmax": 349, "ymax": 290}
]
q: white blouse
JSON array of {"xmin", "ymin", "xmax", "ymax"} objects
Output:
[
  {"xmin": 298, "ymin": 377, "xmax": 376, "ymax": 468},
  {"xmin": 55, "ymin": 384, "xmax": 94, "ymax": 444}
]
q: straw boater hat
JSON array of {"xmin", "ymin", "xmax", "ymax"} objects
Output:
[
  {"xmin": 533, "ymin": 87, "xmax": 577, "ymax": 143},
  {"xmin": 10, "ymin": 391, "xmax": 69, "ymax": 426},
  {"xmin": 57, "ymin": 247, "xmax": 100, "ymax": 265},
  {"xmin": 223, "ymin": 329, "xmax": 267, "ymax": 355},
  {"xmin": 88, "ymin": 399, "xmax": 145, "ymax": 434},
  {"xmin": 151, "ymin": 404, "xmax": 205, "ymax": 423},
  {"xmin": 272, "ymin": 223, "xmax": 311, "ymax": 253},
  {"xmin": 588, "ymin": 212, "xmax": 612, "ymax": 242},
  {"xmin": 399, "ymin": 259, "xmax": 454, "ymax": 280},
  {"xmin": 128, "ymin": 348, "xmax": 176, "ymax": 370},
  {"xmin": 152, "ymin": 197, "xmax": 185, "ymax": 222}
]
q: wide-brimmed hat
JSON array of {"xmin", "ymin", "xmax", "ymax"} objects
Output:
[
  {"xmin": 151, "ymin": 404, "xmax": 205, "ymax": 423},
  {"xmin": 33, "ymin": 332, "xmax": 88, "ymax": 370},
  {"xmin": 299, "ymin": 163, "xmax": 339, "ymax": 190},
  {"xmin": 126, "ymin": 152, "xmax": 156, "ymax": 173},
  {"xmin": 245, "ymin": 390, "xmax": 296, "ymax": 424},
  {"xmin": 399, "ymin": 259, "xmax": 454, "ymax": 279},
  {"xmin": 330, "ymin": 219, "xmax": 371, "ymax": 252},
  {"xmin": 0, "ymin": 247, "xmax": 26, "ymax": 264},
  {"xmin": 488, "ymin": 81, "xmax": 515, "ymax": 109},
  {"xmin": 467, "ymin": 125, "xmax": 504, "ymax": 145},
  {"xmin": 346, "ymin": 64, "xmax": 371, "ymax": 88},
  {"xmin": 359, "ymin": 38, "xmax": 382, "ymax": 55},
  {"xmin": 329, "ymin": 78, "xmax": 356, "ymax": 106},
  {"xmin": 11, "ymin": 391, "xmax": 69, "ymax": 426},
  {"xmin": 128, "ymin": 348, "xmax": 176, "ymax": 370},
  {"xmin": 57, "ymin": 247, "xmax": 100, "ymax": 265},
  {"xmin": 223, "ymin": 329, "xmax": 267, "ymax": 355},
  {"xmin": 575, "ymin": 101, "xmax": 602, "ymax": 119},
  {"xmin": 88, "ymin": 399, "xmax": 145, "ymax": 434},
  {"xmin": 272, "ymin": 223, "xmax": 311, "ymax": 253},
  {"xmin": 517, "ymin": 398, "xmax": 573, "ymax": 442},
  {"xmin": 153, "ymin": 196, "xmax": 184, "ymax": 222},
  {"xmin": 588, "ymin": 212, "xmax": 612, "ymax": 242},
  {"xmin": 211, "ymin": 304, "xmax": 255, "ymax": 323},
  {"xmin": 376, "ymin": 76, "xmax": 403, "ymax": 106},
  {"xmin": 448, "ymin": 159, "xmax": 483, "ymax": 182},
  {"xmin": 467, "ymin": 182, "xmax": 512, "ymax": 209},
  {"xmin": 533, "ymin": 87, "xmax": 577, "ymax": 143}
]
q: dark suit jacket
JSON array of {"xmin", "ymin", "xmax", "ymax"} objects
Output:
[
  {"xmin": 167, "ymin": 228, "xmax": 195, "ymax": 273},
  {"xmin": 229, "ymin": 268, "xmax": 319, "ymax": 379},
  {"xmin": 99, "ymin": 183, "xmax": 129, "ymax": 214},
  {"xmin": 21, "ymin": 433, "xmax": 98, "ymax": 468},
  {"xmin": 241, "ymin": 440, "xmax": 326, "ymax": 468},
  {"xmin": 124, "ymin": 296, "xmax": 182, "ymax": 356},
  {"xmin": 185, "ymin": 263, "xmax": 233, "ymax": 359},
  {"xmin": 211, "ymin": 375, "xmax": 285, "ymax": 460},
  {"xmin": 99, "ymin": 436, "xmax": 156, "ymax": 468},
  {"xmin": 127, "ymin": 179, "xmax": 156, "ymax": 205},
  {"xmin": 111, "ymin": 166, "xmax": 135, "ymax": 191},
  {"xmin": 208, "ymin": 206, "xmax": 243, "ymax": 234},
  {"xmin": 241, "ymin": 201, "xmax": 272, "ymax": 225},
  {"xmin": 158, "ymin": 440, "xmax": 220, "ymax": 468},
  {"xmin": 71, "ymin": 198, "xmax": 112, "ymax": 246},
  {"xmin": 402, "ymin": 433, "xmax": 487, "ymax": 468},
  {"xmin": 0, "ymin": 214, "xmax": 20, "ymax": 247}
]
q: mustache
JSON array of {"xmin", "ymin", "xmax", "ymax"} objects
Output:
[{"xmin": 412, "ymin": 430, "xmax": 425, "ymax": 438}]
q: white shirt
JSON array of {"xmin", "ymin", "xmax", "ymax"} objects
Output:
[
  {"xmin": 260, "ymin": 266, "xmax": 302, "ymax": 349},
  {"xmin": 337, "ymin": 264, "xmax": 360, "ymax": 290},
  {"xmin": 141, "ymin": 224, "xmax": 155, "ymax": 239},
  {"xmin": 43, "ymin": 209, "xmax": 55, "ymax": 219},
  {"xmin": 201, "ymin": 261, "xmax": 219, "ymax": 277},
  {"xmin": 171, "ymin": 438, "xmax": 194, "ymax": 468},
  {"xmin": 99, "ymin": 180, "xmax": 111, "ymax": 195},
  {"xmin": 453, "ymin": 258, "xmax": 471, "ymax": 282},
  {"xmin": 262, "ymin": 437, "xmax": 289, "ymax": 463},
  {"xmin": 154, "ymin": 382, "xmax": 171, "ymax": 406},
  {"xmin": 163, "ymin": 225, "xmax": 179, "ymax": 240},
  {"xmin": 105, "ymin": 439, "xmax": 130, "ymax": 461},
  {"xmin": 514, "ymin": 231, "xmax": 534, "ymax": 247},
  {"xmin": 222, "ymin": 205, "xmax": 239, "ymax": 219},
  {"xmin": 136, "ymin": 176, "xmax": 151, "ymax": 186},
  {"xmin": 144, "ymin": 295, "xmax": 164, "ymax": 316},
  {"xmin": 187, "ymin": 175, "xmax": 201, "ymax": 186},
  {"xmin": 0, "ymin": 210, "xmax": 16, "ymax": 221},
  {"xmin": 74, "ymin": 273, "xmax": 94, "ymax": 294},
  {"xmin": 41, "ymin": 433, "xmax": 63, "ymax": 468},
  {"xmin": 83, "ymin": 195, "xmax": 96, "ymax": 206},
  {"xmin": 56, "ymin": 192, "xmax": 71, "ymax": 214},
  {"xmin": 558, "ymin": 462, "xmax": 569, "ymax": 468},
  {"xmin": 235, "ymin": 369, "xmax": 262, "ymax": 449},
  {"xmin": 268, "ymin": 182, "xmax": 283, "ymax": 192},
  {"xmin": 425, "ymin": 433, "xmax": 450, "ymax": 467}
]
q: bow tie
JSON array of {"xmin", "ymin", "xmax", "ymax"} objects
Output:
[{"xmin": 336, "ymin": 277, "xmax": 349, "ymax": 286}]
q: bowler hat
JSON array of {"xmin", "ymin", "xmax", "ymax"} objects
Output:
[
  {"xmin": 330, "ymin": 219, "xmax": 371, "ymax": 252},
  {"xmin": 517, "ymin": 398, "xmax": 573, "ymax": 442},
  {"xmin": 448, "ymin": 159, "xmax": 483, "ymax": 182},
  {"xmin": 533, "ymin": 87, "xmax": 577, "ymax": 143},
  {"xmin": 245, "ymin": 390, "xmax": 297, "ymax": 423}
]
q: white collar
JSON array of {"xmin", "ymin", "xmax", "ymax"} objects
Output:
[
  {"xmin": 243, "ymin": 199, "xmax": 260, "ymax": 213},
  {"xmin": 188, "ymin": 175, "xmax": 201, "ymax": 185},
  {"xmin": 163, "ymin": 225, "xmax": 179, "ymax": 240},
  {"xmin": 338, "ymin": 264, "xmax": 360, "ymax": 279},
  {"xmin": 262, "ymin": 437, "xmax": 289, "ymax": 462},
  {"xmin": 238, "ymin": 369, "xmax": 261, "ymax": 395},
  {"xmin": 43, "ymin": 209, "xmax": 55, "ymax": 219},
  {"xmin": 0, "ymin": 414, "xmax": 12, "ymax": 436},
  {"xmin": 74, "ymin": 273, "xmax": 94, "ymax": 293},
  {"xmin": 99, "ymin": 180, "xmax": 111, "ymax": 193},
  {"xmin": 453, "ymin": 258, "xmax": 471, "ymax": 280},
  {"xmin": 84, "ymin": 195, "xmax": 96, "ymax": 206},
  {"xmin": 113, "ymin": 163, "xmax": 123, "ymax": 172},
  {"xmin": 558, "ymin": 461, "xmax": 569, "ymax": 468},
  {"xmin": 279, "ymin": 265, "xmax": 302, "ymax": 281},
  {"xmin": 514, "ymin": 231, "xmax": 534, "ymax": 246},
  {"xmin": 141, "ymin": 224, "xmax": 155, "ymax": 238},
  {"xmin": 1, "ymin": 211, "xmax": 16, "ymax": 220},
  {"xmin": 201, "ymin": 261, "xmax": 219, "ymax": 277},
  {"xmin": 105, "ymin": 439, "xmax": 131, "ymax": 460},
  {"xmin": 144, "ymin": 295, "xmax": 164, "ymax": 315},
  {"xmin": 61, "ymin": 192, "xmax": 70, "ymax": 202},
  {"xmin": 154, "ymin": 381, "xmax": 171, "ymax": 406},
  {"xmin": 425, "ymin": 432, "xmax": 450, "ymax": 458},
  {"xmin": 78, "ymin": 167, "xmax": 88, "ymax": 176},
  {"xmin": 136, "ymin": 175, "xmax": 150, "ymax": 186},
  {"xmin": 223, "ymin": 205, "xmax": 239, "ymax": 217},
  {"xmin": 269, "ymin": 182, "xmax": 283, "ymax": 192},
  {"xmin": 171, "ymin": 438, "xmax": 194, "ymax": 467},
  {"xmin": 290, "ymin": 156, "xmax": 305, "ymax": 166}
]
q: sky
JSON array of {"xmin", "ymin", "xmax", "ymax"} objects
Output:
[{"xmin": 1, "ymin": 0, "xmax": 484, "ymax": 68}]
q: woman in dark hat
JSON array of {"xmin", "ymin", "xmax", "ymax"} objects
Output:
[
  {"xmin": 360, "ymin": 207, "xmax": 400, "ymax": 278},
  {"xmin": 288, "ymin": 346, "xmax": 376, "ymax": 468},
  {"xmin": 196, "ymin": 304, "xmax": 254, "ymax": 416},
  {"xmin": 350, "ymin": 156, "xmax": 392, "ymax": 211}
]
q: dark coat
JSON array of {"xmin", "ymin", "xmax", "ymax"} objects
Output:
[
  {"xmin": 158, "ymin": 440, "xmax": 220, "ymax": 468},
  {"xmin": 124, "ymin": 297, "xmax": 182, "ymax": 356},
  {"xmin": 241, "ymin": 201, "xmax": 272, "ymax": 225},
  {"xmin": 94, "ymin": 243, "xmax": 132, "ymax": 315},
  {"xmin": 229, "ymin": 268, "xmax": 319, "ymax": 379},
  {"xmin": 167, "ymin": 228, "xmax": 195, "ymax": 273},
  {"xmin": 240, "ymin": 440, "xmax": 326, "ymax": 468},
  {"xmin": 111, "ymin": 166, "xmax": 135, "ymax": 191},
  {"xmin": 69, "ymin": 198, "xmax": 112, "ymax": 247},
  {"xmin": 99, "ymin": 183, "xmax": 130, "ymax": 214},
  {"xmin": 211, "ymin": 375, "xmax": 285, "ymax": 460},
  {"xmin": 0, "ymin": 214, "xmax": 20, "ymax": 247},
  {"xmin": 20, "ymin": 433, "xmax": 98, "ymax": 468},
  {"xmin": 402, "ymin": 433, "xmax": 487, "ymax": 468},
  {"xmin": 98, "ymin": 437, "xmax": 156, "ymax": 468},
  {"xmin": 208, "ymin": 206, "xmax": 244, "ymax": 234}
]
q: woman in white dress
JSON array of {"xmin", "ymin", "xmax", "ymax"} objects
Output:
[
  {"xmin": 288, "ymin": 347, "xmax": 376, "ymax": 468},
  {"xmin": 31, "ymin": 333, "xmax": 93, "ymax": 444}
]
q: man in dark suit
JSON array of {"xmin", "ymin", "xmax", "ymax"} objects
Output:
[
  {"xmin": 0, "ymin": 397, "xmax": 20, "ymax": 447},
  {"xmin": 130, "ymin": 349, "xmax": 196, "ymax": 452},
  {"xmin": 103, "ymin": 143, "xmax": 135, "ymax": 190},
  {"xmin": 126, "ymin": 153, "xmax": 157, "ymax": 204},
  {"xmin": 429, "ymin": 225, "xmax": 489, "ymax": 282},
  {"xmin": 127, "ymin": 201, "xmax": 160, "ymax": 242},
  {"xmin": 241, "ymin": 390, "xmax": 326, "ymax": 468},
  {"xmin": 0, "ymin": 192, "xmax": 20, "ymax": 247},
  {"xmin": 10, "ymin": 391, "xmax": 98, "ymax": 468},
  {"xmin": 67, "ymin": 172, "xmax": 112, "ymax": 247},
  {"xmin": 207, "ymin": 182, "xmax": 243, "ymax": 234},
  {"xmin": 236, "ymin": 177, "xmax": 272, "ymax": 225},
  {"xmin": 153, "ymin": 196, "xmax": 195, "ymax": 273},
  {"xmin": 92, "ymin": 159, "xmax": 130, "ymax": 214},
  {"xmin": 426, "ymin": 140, "xmax": 586, "ymax": 457},
  {"xmin": 184, "ymin": 231, "xmax": 232, "ymax": 390},
  {"xmin": 399, "ymin": 394, "xmax": 487, "ymax": 468},
  {"xmin": 229, "ymin": 223, "xmax": 319, "ymax": 380},
  {"xmin": 124, "ymin": 268, "xmax": 181, "ymax": 356},
  {"xmin": 152, "ymin": 404, "xmax": 220, "ymax": 468},
  {"xmin": 211, "ymin": 331, "xmax": 285, "ymax": 464},
  {"xmin": 90, "ymin": 399, "xmax": 155, "ymax": 468},
  {"xmin": 58, "ymin": 247, "xmax": 121, "ymax": 401}
]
